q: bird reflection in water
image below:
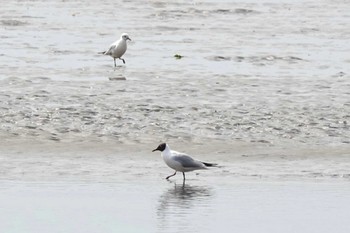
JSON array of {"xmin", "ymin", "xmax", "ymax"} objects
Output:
[{"xmin": 157, "ymin": 180, "xmax": 214, "ymax": 232}]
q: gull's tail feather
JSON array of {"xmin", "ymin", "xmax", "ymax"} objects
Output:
[
  {"xmin": 98, "ymin": 51, "xmax": 106, "ymax": 55},
  {"xmin": 202, "ymin": 162, "xmax": 217, "ymax": 167}
]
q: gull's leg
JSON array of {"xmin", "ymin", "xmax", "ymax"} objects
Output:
[
  {"xmin": 182, "ymin": 172, "xmax": 186, "ymax": 181},
  {"xmin": 114, "ymin": 58, "xmax": 116, "ymax": 67},
  {"xmin": 119, "ymin": 58, "xmax": 125, "ymax": 64},
  {"xmin": 166, "ymin": 171, "xmax": 177, "ymax": 180}
]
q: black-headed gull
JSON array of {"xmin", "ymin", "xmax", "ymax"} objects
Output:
[{"xmin": 152, "ymin": 143, "xmax": 216, "ymax": 181}]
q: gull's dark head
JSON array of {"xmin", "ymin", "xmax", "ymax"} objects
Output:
[
  {"xmin": 121, "ymin": 33, "xmax": 131, "ymax": 41},
  {"xmin": 152, "ymin": 143, "xmax": 166, "ymax": 152}
]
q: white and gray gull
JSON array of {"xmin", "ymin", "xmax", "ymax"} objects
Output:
[
  {"xmin": 100, "ymin": 33, "xmax": 131, "ymax": 67},
  {"xmin": 152, "ymin": 143, "xmax": 217, "ymax": 181}
]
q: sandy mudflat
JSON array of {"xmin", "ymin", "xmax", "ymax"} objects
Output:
[
  {"xmin": 0, "ymin": 138, "xmax": 349, "ymax": 182},
  {"xmin": 0, "ymin": 0, "xmax": 349, "ymax": 146}
]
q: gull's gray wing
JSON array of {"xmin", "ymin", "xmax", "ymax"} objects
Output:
[
  {"xmin": 172, "ymin": 152, "xmax": 204, "ymax": 168},
  {"xmin": 104, "ymin": 44, "xmax": 116, "ymax": 56}
]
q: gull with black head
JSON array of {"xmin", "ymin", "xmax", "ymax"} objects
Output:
[{"xmin": 152, "ymin": 143, "xmax": 216, "ymax": 181}]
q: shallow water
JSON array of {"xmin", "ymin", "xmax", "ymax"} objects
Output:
[
  {"xmin": 1, "ymin": 181, "xmax": 349, "ymax": 233},
  {"xmin": 0, "ymin": 0, "xmax": 349, "ymax": 147}
]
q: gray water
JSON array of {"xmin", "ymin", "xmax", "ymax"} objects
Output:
[
  {"xmin": 1, "ymin": 0, "xmax": 349, "ymax": 147},
  {"xmin": 1, "ymin": 181, "xmax": 350, "ymax": 233}
]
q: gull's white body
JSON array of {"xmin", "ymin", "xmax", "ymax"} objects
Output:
[
  {"xmin": 104, "ymin": 37, "xmax": 127, "ymax": 59},
  {"xmin": 153, "ymin": 143, "xmax": 216, "ymax": 180},
  {"xmin": 161, "ymin": 144, "xmax": 207, "ymax": 173},
  {"xmin": 101, "ymin": 33, "xmax": 131, "ymax": 67}
]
